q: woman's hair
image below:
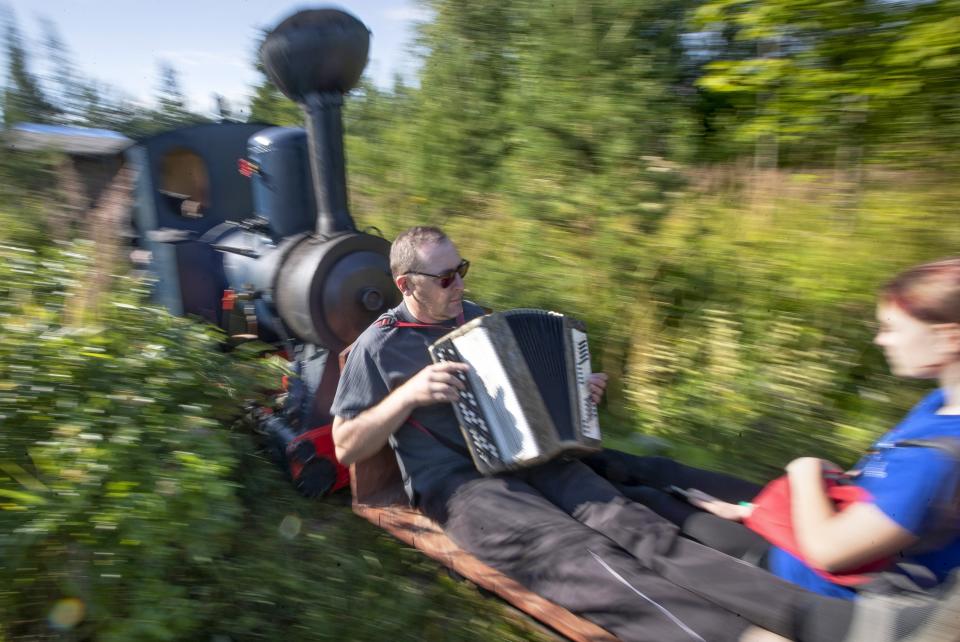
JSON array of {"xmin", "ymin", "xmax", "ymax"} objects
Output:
[{"xmin": 881, "ymin": 257, "xmax": 960, "ymax": 324}]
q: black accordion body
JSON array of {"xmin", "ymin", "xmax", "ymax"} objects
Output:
[{"xmin": 429, "ymin": 309, "xmax": 602, "ymax": 475}]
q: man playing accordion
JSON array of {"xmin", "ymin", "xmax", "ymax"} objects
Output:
[{"xmin": 331, "ymin": 226, "xmax": 876, "ymax": 642}]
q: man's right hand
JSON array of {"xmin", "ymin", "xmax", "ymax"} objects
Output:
[{"xmin": 400, "ymin": 361, "xmax": 471, "ymax": 407}]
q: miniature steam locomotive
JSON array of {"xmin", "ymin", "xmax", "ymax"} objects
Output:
[{"xmin": 130, "ymin": 9, "xmax": 400, "ymax": 495}]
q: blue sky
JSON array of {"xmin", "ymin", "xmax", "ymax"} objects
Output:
[{"xmin": 1, "ymin": 0, "xmax": 428, "ymax": 117}]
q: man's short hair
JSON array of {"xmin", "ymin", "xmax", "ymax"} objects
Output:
[{"xmin": 390, "ymin": 226, "xmax": 449, "ymax": 277}]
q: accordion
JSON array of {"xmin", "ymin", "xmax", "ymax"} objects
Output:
[{"xmin": 429, "ymin": 309, "xmax": 602, "ymax": 475}]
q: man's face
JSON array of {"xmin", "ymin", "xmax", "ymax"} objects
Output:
[{"xmin": 404, "ymin": 240, "xmax": 465, "ymax": 322}]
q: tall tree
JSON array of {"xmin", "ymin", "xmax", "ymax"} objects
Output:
[
  {"xmin": 502, "ymin": 0, "xmax": 693, "ymax": 227},
  {"xmin": 412, "ymin": 0, "xmax": 518, "ymax": 208},
  {"xmin": 248, "ymin": 80, "xmax": 300, "ymax": 126},
  {"xmin": 39, "ymin": 17, "xmax": 83, "ymax": 123},
  {"xmin": 155, "ymin": 62, "xmax": 189, "ymax": 127},
  {"xmin": 248, "ymin": 30, "xmax": 301, "ymax": 126},
  {"xmin": 691, "ymin": 0, "xmax": 958, "ymax": 167},
  {"xmin": 342, "ymin": 76, "xmax": 422, "ymax": 205},
  {"xmin": 2, "ymin": 18, "xmax": 58, "ymax": 126},
  {"xmin": 142, "ymin": 61, "xmax": 209, "ymax": 135},
  {"xmin": 872, "ymin": 0, "xmax": 960, "ymax": 165}
]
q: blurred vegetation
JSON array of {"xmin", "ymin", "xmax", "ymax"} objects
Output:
[
  {"xmin": 354, "ymin": 165, "xmax": 957, "ymax": 480},
  {"xmin": 0, "ymin": 174, "xmax": 551, "ymax": 640},
  {"xmin": 4, "ymin": 0, "xmax": 960, "ymax": 639},
  {"xmin": 322, "ymin": 0, "xmax": 959, "ymax": 479}
]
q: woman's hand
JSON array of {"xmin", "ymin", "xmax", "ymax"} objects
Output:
[
  {"xmin": 783, "ymin": 456, "xmax": 915, "ymax": 571},
  {"xmin": 786, "ymin": 457, "xmax": 843, "ymax": 475},
  {"xmin": 785, "ymin": 457, "xmax": 843, "ymax": 483},
  {"xmin": 688, "ymin": 490, "xmax": 755, "ymax": 521}
]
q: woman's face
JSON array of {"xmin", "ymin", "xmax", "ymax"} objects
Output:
[{"xmin": 874, "ymin": 302, "xmax": 958, "ymax": 378}]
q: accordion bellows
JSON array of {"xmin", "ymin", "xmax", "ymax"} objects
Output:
[{"xmin": 430, "ymin": 309, "xmax": 602, "ymax": 475}]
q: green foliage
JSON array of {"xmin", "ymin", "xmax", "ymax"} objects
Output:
[
  {"xmin": 501, "ymin": 0, "xmax": 692, "ymax": 227},
  {"xmin": 206, "ymin": 458, "xmax": 551, "ymax": 642},
  {"xmin": 617, "ymin": 169, "xmax": 959, "ymax": 478},
  {"xmin": 411, "ymin": 0, "xmax": 517, "ymax": 208},
  {"xmin": 0, "ymin": 141, "xmax": 64, "ymax": 248},
  {"xmin": 692, "ymin": 0, "xmax": 960, "ymax": 166},
  {"xmin": 0, "ymin": 240, "xmax": 270, "ymax": 639},
  {"xmin": 0, "ymin": 218, "xmax": 547, "ymax": 641},
  {"xmin": 248, "ymin": 77, "xmax": 301, "ymax": 127},
  {"xmin": 626, "ymin": 309, "xmax": 870, "ymax": 478},
  {"xmin": 354, "ymin": 163, "xmax": 959, "ymax": 480}
]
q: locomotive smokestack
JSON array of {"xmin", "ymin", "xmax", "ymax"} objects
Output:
[{"xmin": 260, "ymin": 9, "xmax": 369, "ymax": 236}]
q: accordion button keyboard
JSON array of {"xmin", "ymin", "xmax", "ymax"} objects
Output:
[{"xmin": 432, "ymin": 337, "xmax": 508, "ymax": 470}]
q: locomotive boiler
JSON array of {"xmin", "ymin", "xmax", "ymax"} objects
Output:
[{"xmin": 130, "ymin": 9, "xmax": 400, "ymax": 495}]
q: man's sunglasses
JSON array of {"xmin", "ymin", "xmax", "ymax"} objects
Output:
[{"xmin": 406, "ymin": 259, "xmax": 470, "ymax": 288}]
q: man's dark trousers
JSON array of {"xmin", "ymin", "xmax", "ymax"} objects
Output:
[{"xmin": 430, "ymin": 459, "xmax": 832, "ymax": 642}]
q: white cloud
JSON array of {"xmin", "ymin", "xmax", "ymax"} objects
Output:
[{"xmin": 383, "ymin": 6, "xmax": 432, "ymax": 23}]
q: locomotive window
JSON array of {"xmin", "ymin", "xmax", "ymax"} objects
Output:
[{"xmin": 159, "ymin": 147, "xmax": 209, "ymax": 218}]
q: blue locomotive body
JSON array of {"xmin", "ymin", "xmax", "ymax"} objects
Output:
[{"xmin": 128, "ymin": 10, "xmax": 400, "ymax": 496}]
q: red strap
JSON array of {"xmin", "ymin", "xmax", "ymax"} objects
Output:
[
  {"xmin": 386, "ymin": 311, "xmax": 471, "ymax": 458},
  {"xmin": 378, "ymin": 311, "xmax": 466, "ymax": 330},
  {"xmin": 405, "ymin": 416, "xmax": 471, "ymax": 457},
  {"xmin": 406, "ymin": 416, "xmax": 433, "ymax": 436},
  {"xmin": 392, "ymin": 311, "xmax": 466, "ymax": 440}
]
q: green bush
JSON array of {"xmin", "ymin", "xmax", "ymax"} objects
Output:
[
  {"xmin": 0, "ymin": 144, "xmax": 64, "ymax": 250},
  {"xmin": 0, "ymin": 233, "xmax": 548, "ymax": 641},
  {"xmin": 0, "ymin": 240, "xmax": 273, "ymax": 639}
]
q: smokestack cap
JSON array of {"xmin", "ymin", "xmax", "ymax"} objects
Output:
[{"xmin": 261, "ymin": 8, "xmax": 369, "ymax": 100}]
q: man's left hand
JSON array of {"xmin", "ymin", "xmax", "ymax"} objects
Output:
[{"xmin": 588, "ymin": 373, "xmax": 608, "ymax": 404}]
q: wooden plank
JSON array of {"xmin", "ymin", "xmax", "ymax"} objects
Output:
[
  {"xmin": 351, "ymin": 445, "xmax": 406, "ymax": 506},
  {"xmin": 355, "ymin": 502, "xmax": 617, "ymax": 642},
  {"xmin": 350, "ymin": 451, "xmax": 618, "ymax": 642}
]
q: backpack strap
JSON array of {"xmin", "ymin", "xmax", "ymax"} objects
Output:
[
  {"xmin": 894, "ymin": 437, "xmax": 960, "ymax": 553},
  {"xmin": 897, "ymin": 437, "xmax": 960, "ymax": 461}
]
